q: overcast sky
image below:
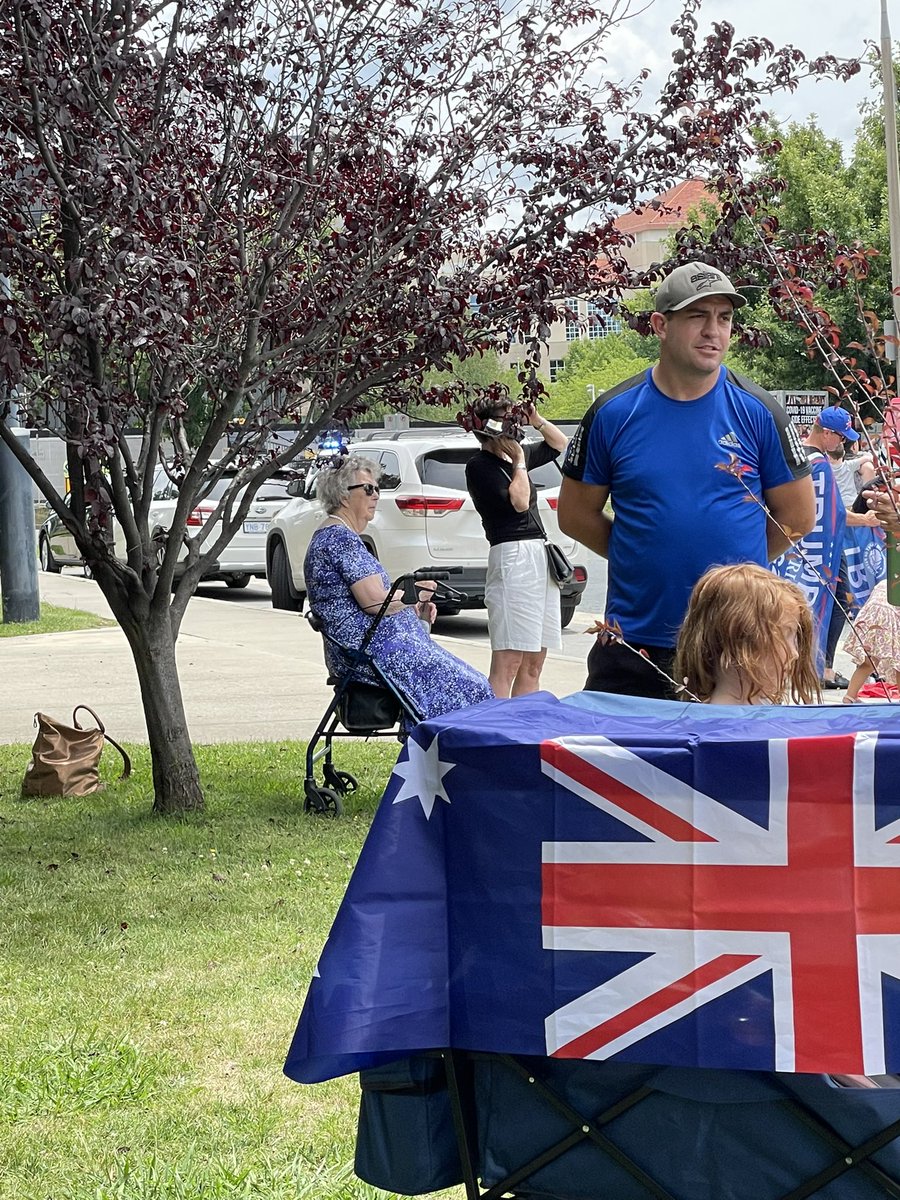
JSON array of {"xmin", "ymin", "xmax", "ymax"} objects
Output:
[{"xmin": 606, "ymin": 0, "xmax": 887, "ymax": 153}]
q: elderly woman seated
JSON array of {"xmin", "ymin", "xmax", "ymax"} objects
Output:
[{"xmin": 304, "ymin": 454, "xmax": 493, "ymax": 721}]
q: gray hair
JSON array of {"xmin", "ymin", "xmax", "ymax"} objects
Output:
[{"xmin": 315, "ymin": 453, "xmax": 383, "ymax": 514}]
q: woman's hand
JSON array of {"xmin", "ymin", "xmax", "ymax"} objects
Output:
[
  {"xmin": 414, "ymin": 581, "xmax": 438, "ymax": 625},
  {"xmin": 524, "ymin": 402, "xmax": 543, "ymax": 428},
  {"xmin": 526, "ymin": 405, "xmax": 567, "ymax": 450},
  {"xmin": 415, "ymin": 599, "xmax": 438, "ymax": 625},
  {"xmin": 495, "ymin": 434, "xmax": 524, "ymax": 465}
]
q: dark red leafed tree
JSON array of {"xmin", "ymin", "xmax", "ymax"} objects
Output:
[{"xmin": 0, "ymin": 0, "xmax": 859, "ymax": 811}]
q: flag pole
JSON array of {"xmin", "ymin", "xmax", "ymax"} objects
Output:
[
  {"xmin": 879, "ymin": 1, "xmax": 900, "ymax": 604},
  {"xmin": 882, "ymin": 0, "xmax": 900, "ymax": 327}
]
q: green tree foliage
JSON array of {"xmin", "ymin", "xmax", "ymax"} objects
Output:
[
  {"xmin": 360, "ymin": 352, "xmax": 520, "ymax": 426},
  {"xmin": 544, "ymin": 333, "xmax": 655, "ymax": 419},
  {"xmin": 718, "ymin": 113, "xmax": 892, "ymax": 394}
]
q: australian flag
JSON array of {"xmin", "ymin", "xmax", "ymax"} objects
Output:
[{"xmin": 284, "ymin": 692, "xmax": 900, "ymax": 1085}]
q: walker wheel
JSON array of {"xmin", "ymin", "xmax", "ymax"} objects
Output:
[
  {"xmin": 324, "ymin": 767, "xmax": 358, "ymax": 795},
  {"xmin": 304, "ymin": 781, "xmax": 344, "ymax": 817}
]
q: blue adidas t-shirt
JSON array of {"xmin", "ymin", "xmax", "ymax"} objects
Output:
[{"xmin": 562, "ymin": 366, "xmax": 809, "ymax": 647}]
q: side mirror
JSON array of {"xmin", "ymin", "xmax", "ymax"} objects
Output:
[{"xmin": 287, "ymin": 478, "xmax": 306, "ymax": 497}]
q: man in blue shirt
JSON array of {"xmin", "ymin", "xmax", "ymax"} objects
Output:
[{"xmin": 558, "ymin": 261, "xmax": 815, "ymax": 698}]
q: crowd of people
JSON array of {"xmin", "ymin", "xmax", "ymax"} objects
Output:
[{"xmin": 302, "ymin": 260, "xmax": 900, "ymax": 722}]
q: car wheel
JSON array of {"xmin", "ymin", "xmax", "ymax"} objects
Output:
[
  {"xmin": 225, "ymin": 573, "xmax": 251, "ymax": 589},
  {"xmin": 270, "ymin": 541, "xmax": 303, "ymax": 612},
  {"xmin": 435, "ymin": 604, "xmax": 460, "ymax": 618},
  {"xmin": 39, "ymin": 535, "xmax": 60, "ymax": 573},
  {"xmin": 560, "ymin": 601, "xmax": 577, "ymax": 629}
]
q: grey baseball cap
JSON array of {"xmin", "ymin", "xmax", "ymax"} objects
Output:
[{"xmin": 654, "ymin": 262, "xmax": 747, "ymax": 313}]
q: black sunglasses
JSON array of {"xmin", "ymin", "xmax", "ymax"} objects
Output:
[{"xmin": 348, "ymin": 482, "xmax": 380, "ymax": 496}]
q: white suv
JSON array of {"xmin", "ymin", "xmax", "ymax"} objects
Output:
[{"xmin": 265, "ymin": 429, "xmax": 587, "ymax": 625}]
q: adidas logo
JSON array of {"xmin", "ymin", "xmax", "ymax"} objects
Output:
[{"xmin": 718, "ymin": 431, "xmax": 742, "ymax": 450}]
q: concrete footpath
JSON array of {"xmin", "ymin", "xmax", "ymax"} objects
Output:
[{"xmin": 0, "ymin": 574, "xmax": 590, "ymax": 744}]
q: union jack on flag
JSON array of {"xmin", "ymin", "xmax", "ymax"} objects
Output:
[
  {"xmin": 541, "ymin": 731, "xmax": 900, "ymax": 1075},
  {"xmin": 285, "ymin": 693, "xmax": 900, "ymax": 1086}
]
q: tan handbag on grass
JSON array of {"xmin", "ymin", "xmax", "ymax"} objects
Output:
[{"xmin": 21, "ymin": 705, "xmax": 132, "ymax": 798}]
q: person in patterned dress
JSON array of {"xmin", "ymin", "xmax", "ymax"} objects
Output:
[
  {"xmin": 304, "ymin": 455, "xmax": 493, "ymax": 722},
  {"xmin": 842, "ymin": 580, "xmax": 900, "ymax": 704}
]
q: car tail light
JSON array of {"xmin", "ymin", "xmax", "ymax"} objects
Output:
[
  {"xmin": 545, "ymin": 497, "xmax": 559, "ymax": 510},
  {"xmin": 394, "ymin": 497, "xmax": 465, "ymax": 517},
  {"xmin": 574, "ymin": 566, "xmax": 587, "ymax": 583},
  {"xmin": 186, "ymin": 505, "xmax": 215, "ymax": 527}
]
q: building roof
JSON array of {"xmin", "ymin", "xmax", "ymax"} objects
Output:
[{"xmin": 616, "ymin": 179, "xmax": 718, "ymax": 235}]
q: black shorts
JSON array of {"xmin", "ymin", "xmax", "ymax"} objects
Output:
[{"xmin": 584, "ymin": 639, "xmax": 677, "ymax": 700}]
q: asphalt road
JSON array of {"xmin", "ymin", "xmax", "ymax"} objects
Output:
[
  {"xmin": 189, "ymin": 544, "xmax": 859, "ymax": 688},
  {"xmin": 190, "ymin": 547, "xmax": 611, "ymax": 668}
]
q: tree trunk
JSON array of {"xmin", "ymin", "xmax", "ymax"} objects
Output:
[{"xmin": 119, "ymin": 601, "xmax": 204, "ymax": 814}]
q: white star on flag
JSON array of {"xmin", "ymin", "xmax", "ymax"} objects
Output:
[{"xmin": 392, "ymin": 733, "xmax": 454, "ymax": 819}]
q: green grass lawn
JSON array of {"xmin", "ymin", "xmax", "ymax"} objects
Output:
[
  {"xmin": 0, "ymin": 740, "xmax": 464, "ymax": 1200},
  {"xmin": 0, "ymin": 603, "xmax": 115, "ymax": 637}
]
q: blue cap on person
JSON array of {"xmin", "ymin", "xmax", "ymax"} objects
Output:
[{"xmin": 817, "ymin": 406, "xmax": 859, "ymax": 442}]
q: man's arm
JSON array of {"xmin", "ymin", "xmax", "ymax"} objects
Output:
[
  {"xmin": 558, "ymin": 477, "xmax": 612, "ymax": 557},
  {"xmin": 762, "ymin": 475, "xmax": 815, "ymax": 559},
  {"xmin": 845, "ymin": 510, "xmax": 881, "ymax": 528}
]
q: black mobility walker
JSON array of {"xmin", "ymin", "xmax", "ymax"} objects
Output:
[{"xmin": 304, "ymin": 569, "xmax": 462, "ymax": 816}]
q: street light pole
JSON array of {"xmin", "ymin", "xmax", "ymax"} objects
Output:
[{"xmin": 0, "ymin": 271, "xmax": 39, "ymax": 623}]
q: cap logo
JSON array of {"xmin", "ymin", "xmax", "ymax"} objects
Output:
[{"xmin": 690, "ymin": 269, "xmax": 723, "ymax": 291}]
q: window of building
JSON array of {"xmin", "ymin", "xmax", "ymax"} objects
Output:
[
  {"xmin": 564, "ymin": 298, "xmax": 581, "ymax": 342},
  {"xmin": 587, "ymin": 302, "xmax": 622, "ymax": 340},
  {"xmin": 549, "ymin": 359, "xmax": 565, "ymax": 383}
]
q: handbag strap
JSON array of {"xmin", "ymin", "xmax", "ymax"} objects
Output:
[
  {"xmin": 71, "ymin": 705, "xmax": 132, "ymax": 781},
  {"xmin": 525, "ymin": 505, "xmax": 549, "ymax": 542},
  {"xmin": 498, "ymin": 448, "xmax": 549, "ymax": 539},
  {"xmin": 102, "ymin": 732, "xmax": 133, "ymax": 782},
  {"xmin": 72, "ymin": 704, "xmax": 105, "ymax": 733}
]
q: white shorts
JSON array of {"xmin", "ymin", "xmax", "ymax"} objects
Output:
[{"xmin": 485, "ymin": 539, "xmax": 562, "ymax": 652}]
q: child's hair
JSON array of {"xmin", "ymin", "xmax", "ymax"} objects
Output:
[{"xmin": 673, "ymin": 563, "xmax": 820, "ymax": 705}]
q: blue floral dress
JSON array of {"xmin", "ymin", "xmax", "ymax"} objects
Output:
[{"xmin": 304, "ymin": 524, "xmax": 493, "ymax": 720}]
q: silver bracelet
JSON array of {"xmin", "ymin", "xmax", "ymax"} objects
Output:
[{"xmin": 515, "ymin": 463, "xmax": 527, "ymax": 470}]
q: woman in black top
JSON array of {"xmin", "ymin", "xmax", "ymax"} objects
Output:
[{"xmin": 465, "ymin": 399, "xmax": 568, "ymax": 697}]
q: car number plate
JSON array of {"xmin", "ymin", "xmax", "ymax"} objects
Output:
[{"xmin": 243, "ymin": 520, "xmax": 269, "ymax": 534}]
